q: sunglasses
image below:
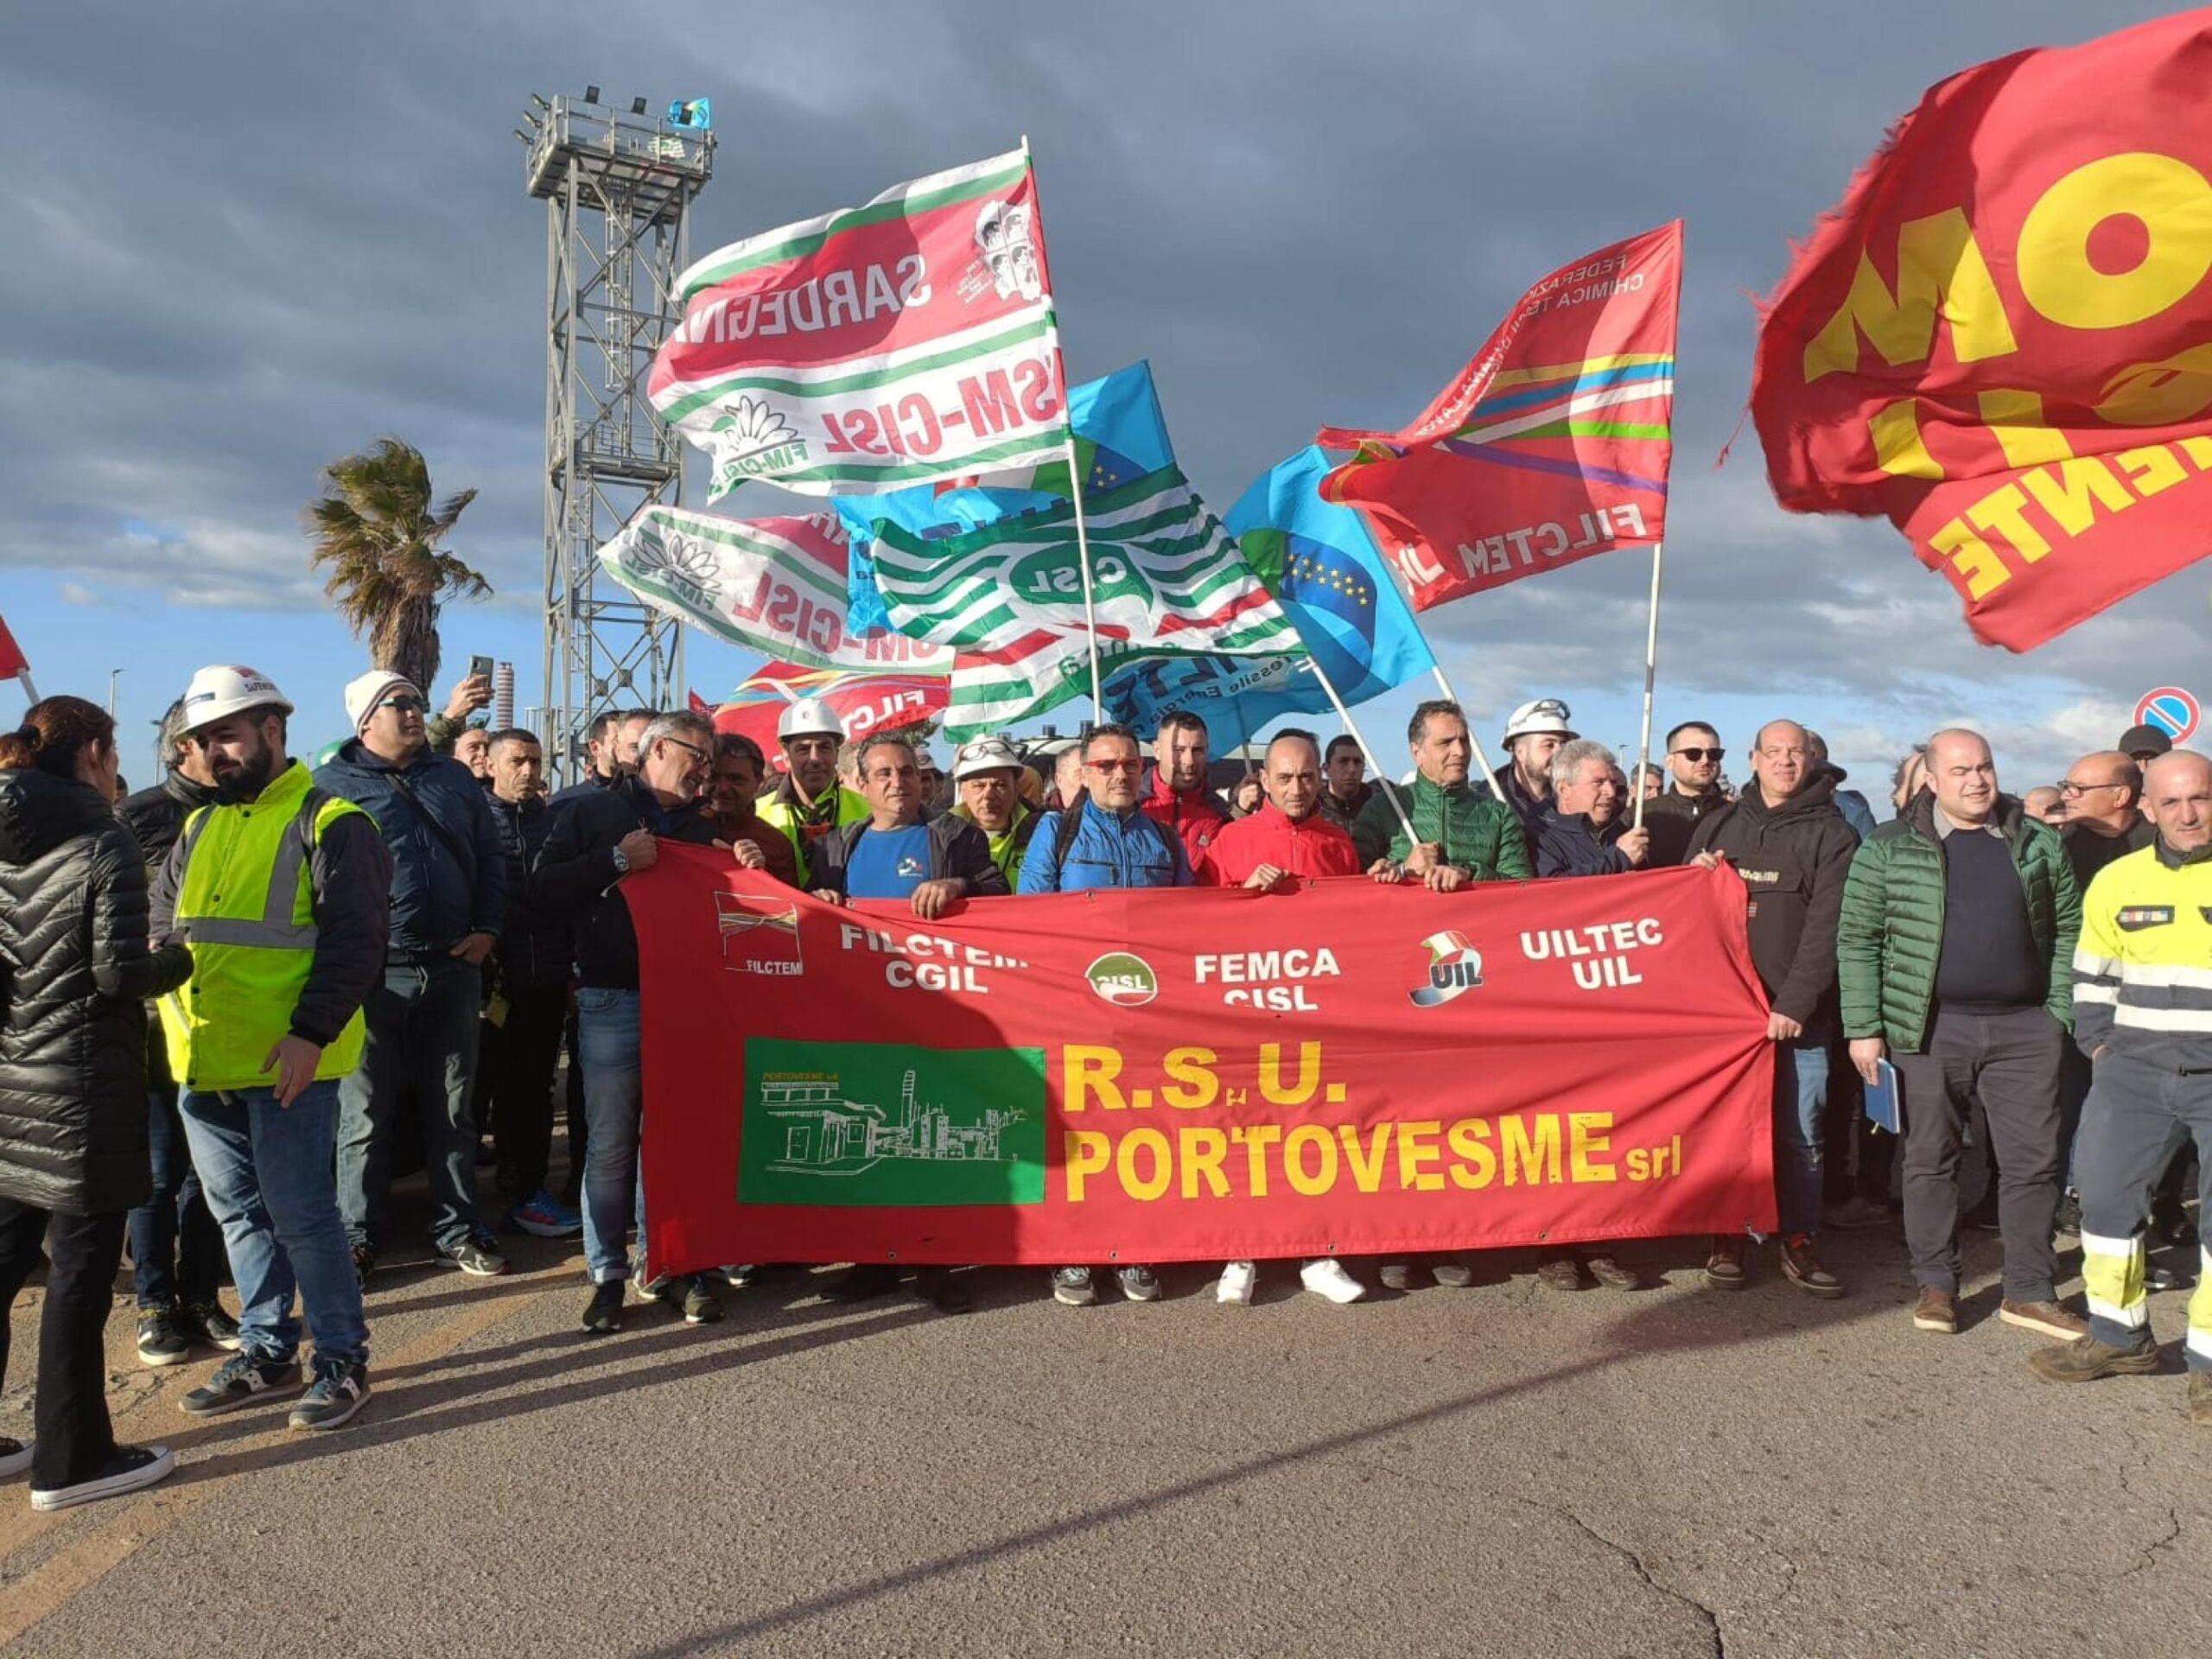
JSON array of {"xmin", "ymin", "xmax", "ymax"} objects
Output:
[
  {"xmin": 1087, "ymin": 759, "xmax": 1144, "ymax": 774},
  {"xmin": 1670, "ymin": 747, "xmax": 1722, "ymax": 763},
  {"xmin": 378, "ymin": 696, "xmax": 429, "ymax": 715}
]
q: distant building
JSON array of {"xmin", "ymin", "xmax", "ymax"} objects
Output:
[{"xmin": 760, "ymin": 1069, "xmax": 1023, "ymax": 1170}]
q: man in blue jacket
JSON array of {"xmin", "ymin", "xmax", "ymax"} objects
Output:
[
  {"xmin": 1018, "ymin": 724, "xmax": 1191, "ymax": 1306},
  {"xmin": 315, "ymin": 671, "xmax": 509, "ymax": 1283}
]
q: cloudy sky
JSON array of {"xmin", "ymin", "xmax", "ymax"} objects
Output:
[{"xmin": 1, "ymin": 0, "xmax": 2189, "ymax": 793}]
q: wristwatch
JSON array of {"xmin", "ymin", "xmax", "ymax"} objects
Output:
[{"xmin": 611, "ymin": 846, "xmax": 631, "ymax": 875}]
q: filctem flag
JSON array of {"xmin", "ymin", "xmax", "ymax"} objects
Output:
[{"xmin": 648, "ymin": 148, "xmax": 1070, "ymax": 500}]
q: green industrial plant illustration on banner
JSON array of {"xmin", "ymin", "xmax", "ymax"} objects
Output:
[{"xmin": 741, "ymin": 1039, "xmax": 1047, "ymax": 1207}]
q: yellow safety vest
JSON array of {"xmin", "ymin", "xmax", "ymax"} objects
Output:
[
  {"xmin": 160, "ymin": 760, "xmax": 371, "ymax": 1092},
  {"xmin": 754, "ymin": 784, "xmax": 868, "ymax": 886}
]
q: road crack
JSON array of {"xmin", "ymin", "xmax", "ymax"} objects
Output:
[{"xmin": 1540, "ymin": 1503, "xmax": 1726, "ymax": 1658}]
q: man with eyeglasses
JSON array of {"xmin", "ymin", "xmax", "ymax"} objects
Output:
[
  {"xmin": 538, "ymin": 710, "xmax": 732, "ymax": 1334},
  {"xmin": 1019, "ymin": 724, "xmax": 1193, "ymax": 1306},
  {"xmin": 1645, "ymin": 721, "xmax": 1728, "ymax": 867},
  {"xmin": 316, "ymin": 671, "xmax": 511, "ymax": 1285}
]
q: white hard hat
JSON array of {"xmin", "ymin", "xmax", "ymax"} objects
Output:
[
  {"xmin": 776, "ymin": 697, "xmax": 842, "ymax": 741},
  {"xmin": 952, "ymin": 734, "xmax": 1023, "ymax": 780},
  {"xmin": 1501, "ymin": 697, "xmax": 1576, "ymax": 745},
  {"xmin": 179, "ymin": 664, "xmax": 294, "ymax": 734}
]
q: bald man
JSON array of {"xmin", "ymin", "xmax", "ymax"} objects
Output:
[
  {"xmin": 1838, "ymin": 729, "xmax": 2083, "ymax": 1341},
  {"xmin": 2032, "ymin": 751, "xmax": 2212, "ymax": 1426}
]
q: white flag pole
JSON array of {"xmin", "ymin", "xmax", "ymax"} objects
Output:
[
  {"xmin": 1630, "ymin": 539, "xmax": 1665, "ymax": 834},
  {"xmin": 1422, "ymin": 662, "xmax": 1504, "ymax": 799},
  {"xmin": 1025, "ymin": 132, "xmax": 1103, "ymax": 722},
  {"xmin": 1308, "ymin": 657, "xmax": 1420, "ymax": 851}
]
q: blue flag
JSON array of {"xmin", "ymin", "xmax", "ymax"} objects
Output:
[{"xmin": 837, "ymin": 362, "xmax": 1175, "ymax": 632}]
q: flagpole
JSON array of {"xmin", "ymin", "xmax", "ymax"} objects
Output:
[
  {"xmin": 1630, "ymin": 540, "xmax": 1665, "ymax": 834},
  {"xmin": 1307, "ymin": 657, "xmax": 1421, "ymax": 852},
  {"xmin": 1421, "ymin": 662, "xmax": 1504, "ymax": 799},
  {"xmin": 1065, "ymin": 435, "xmax": 1105, "ymax": 719},
  {"xmin": 15, "ymin": 671, "xmax": 38, "ymax": 704}
]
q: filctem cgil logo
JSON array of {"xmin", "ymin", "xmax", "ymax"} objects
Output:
[
  {"xmin": 1085, "ymin": 951, "xmax": 1159, "ymax": 1007},
  {"xmin": 1409, "ymin": 931, "xmax": 1484, "ymax": 1008}
]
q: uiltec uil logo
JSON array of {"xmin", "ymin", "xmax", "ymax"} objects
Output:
[{"xmin": 1408, "ymin": 931, "xmax": 1484, "ymax": 1008}]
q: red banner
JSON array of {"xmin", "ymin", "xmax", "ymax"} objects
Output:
[
  {"xmin": 1317, "ymin": 223, "xmax": 1679, "ymax": 610},
  {"xmin": 629, "ymin": 850, "xmax": 1777, "ymax": 1271},
  {"xmin": 1751, "ymin": 13, "xmax": 2212, "ymax": 651},
  {"xmin": 708, "ymin": 661, "xmax": 949, "ymax": 769}
]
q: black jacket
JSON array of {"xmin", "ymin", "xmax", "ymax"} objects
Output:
[
  {"xmin": 1687, "ymin": 775, "xmax": 1859, "ymax": 1033},
  {"xmin": 0, "ymin": 770, "xmax": 192, "ymax": 1215},
  {"xmin": 810, "ymin": 814, "xmax": 1011, "ymax": 900},
  {"xmin": 538, "ymin": 778, "xmax": 720, "ymax": 989},
  {"xmin": 118, "ymin": 773, "xmax": 219, "ymax": 868},
  {"xmin": 488, "ymin": 791, "xmax": 572, "ymax": 991},
  {"xmin": 1643, "ymin": 786, "xmax": 1727, "ymax": 868},
  {"xmin": 1533, "ymin": 805, "xmax": 1635, "ymax": 878},
  {"xmin": 315, "ymin": 740, "xmax": 506, "ymax": 958}
]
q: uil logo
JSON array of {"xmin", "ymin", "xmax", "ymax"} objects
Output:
[
  {"xmin": 976, "ymin": 200, "xmax": 1043, "ymax": 302},
  {"xmin": 1408, "ymin": 931, "xmax": 1484, "ymax": 1008}
]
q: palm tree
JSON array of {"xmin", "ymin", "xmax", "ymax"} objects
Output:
[{"xmin": 306, "ymin": 438, "xmax": 488, "ymax": 694}]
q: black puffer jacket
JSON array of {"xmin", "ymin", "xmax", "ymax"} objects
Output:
[
  {"xmin": 118, "ymin": 772, "xmax": 220, "ymax": 1090},
  {"xmin": 488, "ymin": 791, "xmax": 572, "ymax": 990},
  {"xmin": 0, "ymin": 770, "xmax": 192, "ymax": 1214}
]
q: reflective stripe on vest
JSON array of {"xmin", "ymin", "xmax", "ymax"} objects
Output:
[{"xmin": 172, "ymin": 787, "xmax": 324, "ymax": 950}]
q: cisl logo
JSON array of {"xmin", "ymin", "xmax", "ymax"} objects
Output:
[
  {"xmin": 1084, "ymin": 951, "xmax": 1158, "ymax": 1007},
  {"xmin": 1408, "ymin": 930, "xmax": 1484, "ymax": 1008}
]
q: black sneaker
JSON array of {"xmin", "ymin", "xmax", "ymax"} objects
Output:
[
  {"xmin": 915, "ymin": 1266, "xmax": 973, "ymax": 1314},
  {"xmin": 29, "ymin": 1444, "xmax": 175, "ymax": 1512},
  {"xmin": 441, "ymin": 1231, "xmax": 510, "ymax": 1278},
  {"xmin": 722, "ymin": 1263, "xmax": 761, "ymax": 1287},
  {"xmin": 181, "ymin": 1352, "xmax": 302, "ymax": 1417},
  {"xmin": 289, "ymin": 1359, "xmax": 371, "ymax": 1432},
  {"xmin": 181, "ymin": 1300, "xmax": 243, "ymax": 1353},
  {"xmin": 137, "ymin": 1306, "xmax": 192, "ymax": 1368},
  {"xmin": 582, "ymin": 1283, "xmax": 623, "ymax": 1335},
  {"xmin": 680, "ymin": 1275, "xmax": 724, "ymax": 1325},
  {"xmin": 825, "ymin": 1263, "xmax": 899, "ymax": 1301}
]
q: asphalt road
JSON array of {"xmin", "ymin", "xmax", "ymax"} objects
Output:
[{"xmin": 0, "ymin": 1180, "xmax": 2201, "ymax": 1658}]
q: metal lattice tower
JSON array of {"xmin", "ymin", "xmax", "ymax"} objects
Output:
[{"xmin": 522, "ymin": 92, "xmax": 714, "ymax": 779}]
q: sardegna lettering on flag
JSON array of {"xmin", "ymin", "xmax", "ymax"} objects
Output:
[
  {"xmin": 1317, "ymin": 222, "xmax": 1680, "ymax": 611},
  {"xmin": 1750, "ymin": 13, "xmax": 2212, "ymax": 652},
  {"xmin": 649, "ymin": 149, "xmax": 1066, "ymax": 500},
  {"xmin": 598, "ymin": 505, "xmax": 952, "ymax": 676},
  {"xmin": 627, "ymin": 853, "xmax": 1778, "ymax": 1270}
]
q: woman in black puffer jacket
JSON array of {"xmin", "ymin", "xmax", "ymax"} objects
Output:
[{"xmin": 0, "ymin": 696, "xmax": 190, "ymax": 1511}]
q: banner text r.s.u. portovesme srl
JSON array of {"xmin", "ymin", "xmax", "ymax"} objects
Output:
[{"xmin": 628, "ymin": 851, "xmax": 1777, "ymax": 1269}]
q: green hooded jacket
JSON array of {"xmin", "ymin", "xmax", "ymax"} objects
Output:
[
  {"xmin": 1351, "ymin": 773, "xmax": 1532, "ymax": 881},
  {"xmin": 1836, "ymin": 791, "xmax": 2080, "ymax": 1052}
]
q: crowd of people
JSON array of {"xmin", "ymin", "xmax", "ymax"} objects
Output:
[{"xmin": 0, "ymin": 664, "xmax": 2205, "ymax": 1511}]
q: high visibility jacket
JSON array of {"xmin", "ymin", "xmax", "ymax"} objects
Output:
[
  {"xmin": 755, "ymin": 782, "xmax": 867, "ymax": 887},
  {"xmin": 2072, "ymin": 840, "xmax": 2212, "ymax": 1071},
  {"xmin": 160, "ymin": 762, "xmax": 372, "ymax": 1092}
]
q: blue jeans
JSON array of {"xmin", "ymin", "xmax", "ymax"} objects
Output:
[
  {"xmin": 1774, "ymin": 1039, "xmax": 1828, "ymax": 1239},
  {"xmin": 576, "ymin": 988, "xmax": 643, "ymax": 1284},
  {"xmin": 180, "ymin": 1080, "xmax": 369, "ymax": 1368},
  {"xmin": 338, "ymin": 957, "xmax": 486, "ymax": 1254},
  {"xmin": 127, "ymin": 1084, "xmax": 226, "ymax": 1310}
]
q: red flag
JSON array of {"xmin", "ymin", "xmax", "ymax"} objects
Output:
[
  {"xmin": 706, "ymin": 661, "xmax": 949, "ymax": 764},
  {"xmin": 1318, "ymin": 223, "xmax": 1680, "ymax": 611},
  {"xmin": 687, "ymin": 690, "xmax": 711, "ymax": 716},
  {"xmin": 0, "ymin": 613, "xmax": 25, "ymax": 682},
  {"xmin": 1751, "ymin": 12, "xmax": 2212, "ymax": 651}
]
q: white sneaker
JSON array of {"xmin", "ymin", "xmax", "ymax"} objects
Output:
[
  {"xmin": 1217, "ymin": 1261, "xmax": 1256, "ymax": 1305},
  {"xmin": 1300, "ymin": 1258, "xmax": 1366, "ymax": 1304}
]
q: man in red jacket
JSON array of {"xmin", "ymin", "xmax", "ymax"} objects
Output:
[
  {"xmin": 1203, "ymin": 731, "xmax": 1366, "ymax": 1307},
  {"xmin": 1141, "ymin": 710, "xmax": 1228, "ymax": 884}
]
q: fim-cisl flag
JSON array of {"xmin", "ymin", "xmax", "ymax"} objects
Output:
[
  {"xmin": 1750, "ymin": 12, "xmax": 2212, "ymax": 651},
  {"xmin": 838, "ymin": 360, "xmax": 1177, "ymax": 636},
  {"xmin": 598, "ymin": 506, "xmax": 952, "ymax": 676},
  {"xmin": 869, "ymin": 467, "xmax": 1301, "ymax": 737},
  {"xmin": 1319, "ymin": 222, "xmax": 1681, "ymax": 610},
  {"xmin": 650, "ymin": 149, "xmax": 1065, "ymax": 500},
  {"xmin": 1103, "ymin": 445, "xmax": 1440, "ymax": 749}
]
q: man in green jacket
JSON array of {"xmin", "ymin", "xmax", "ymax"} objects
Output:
[
  {"xmin": 1837, "ymin": 728, "xmax": 2083, "ymax": 1341},
  {"xmin": 1355, "ymin": 700, "xmax": 1529, "ymax": 1294},
  {"xmin": 1352, "ymin": 701, "xmax": 1532, "ymax": 887}
]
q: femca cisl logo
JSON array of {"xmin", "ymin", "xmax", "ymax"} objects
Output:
[{"xmin": 1409, "ymin": 931, "xmax": 1484, "ymax": 1008}]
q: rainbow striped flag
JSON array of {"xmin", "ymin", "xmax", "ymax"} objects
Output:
[{"xmin": 1318, "ymin": 222, "xmax": 1680, "ymax": 611}]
